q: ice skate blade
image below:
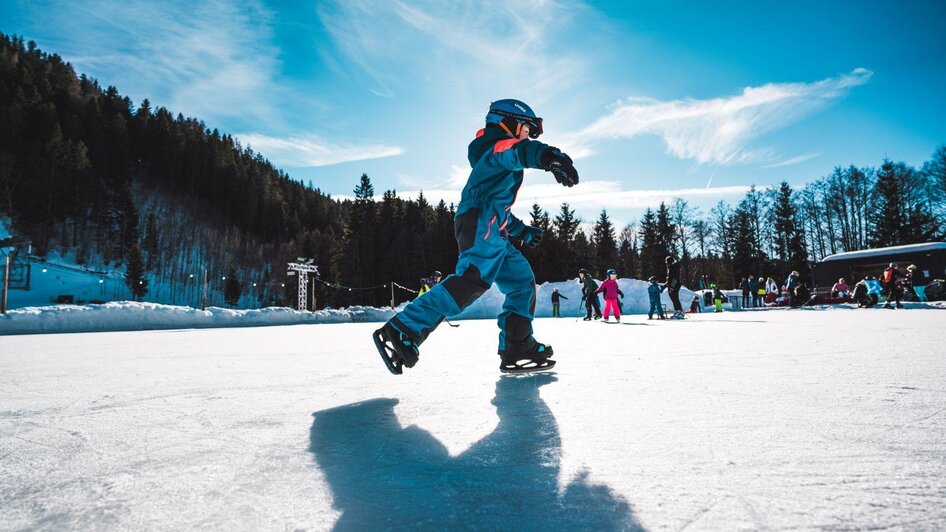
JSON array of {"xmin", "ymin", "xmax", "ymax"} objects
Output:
[
  {"xmin": 372, "ymin": 328, "xmax": 403, "ymax": 375},
  {"xmin": 500, "ymin": 359, "xmax": 556, "ymax": 374}
]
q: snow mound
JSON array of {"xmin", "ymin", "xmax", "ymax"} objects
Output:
[
  {"xmin": 0, "ymin": 302, "xmax": 399, "ymax": 335},
  {"xmin": 1, "ymin": 278, "xmax": 706, "ymax": 335}
]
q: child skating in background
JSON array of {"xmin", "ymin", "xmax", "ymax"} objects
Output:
[
  {"xmin": 550, "ymin": 288, "xmax": 568, "ymax": 317},
  {"xmin": 372, "ymin": 99, "xmax": 580, "ymax": 375},
  {"xmin": 711, "ymin": 283, "xmax": 725, "ymax": 313},
  {"xmin": 688, "ymin": 295, "xmax": 702, "ymax": 314},
  {"xmin": 647, "ymin": 276, "xmax": 665, "ymax": 320},
  {"xmin": 596, "ymin": 269, "xmax": 624, "ymax": 322}
]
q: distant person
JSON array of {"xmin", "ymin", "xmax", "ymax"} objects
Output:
[
  {"xmin": 831, "ymin": 278, "xmax": 850, "ymax": 298},
  {"xmin": 550, "ymin": 288, "xmax": 568, "ymax": 317},
  {"xmin": 785, "ymin": 271, "xmax": 800, "ymax": 308},
  {"xmin": 755, "ymin": 275, "xmax": 766, "ymax": 307},
  {"xmin": 904, "ymin": 265, "xmax": 920, "ymax": 301},
  {"xmin": 417, "ymin": 270, "xmax": 443, "ymax": 296},
  {"xmin": 578, "ymin": 268, "xmax": 602, "ymax": 321},
  {"xmin": 647, "ymin": 276, "xmax": 666, "ymax": 320},
  {"xmin": 747, "ymin": 276, "xmax": 759, "ymax": 308},
  {"xmin": 795, "ymin": 282, "xmax": 811, "ymax": 306},
  {"xmin": 852, "ymin": 277, "xmax": 881, "ymax": 308},
  {"xmin": 739, "ymin": 277, "xmax": 750, "ymax": 308},
  {"xmin": 765, "ymin": 277, "xmax": 779, "ymax": 304},
  {"xmin": 688, "ymin": 295, "xmax": 702, "ymax": 314},
  {"xmin": 711, "ymin": 283, "xmax": 725, "ymax": 313},
  {"xmin": 665, "ymin": 255, "xmax": 684, "ymax": 319},
  {"xmin": 595, "ymin": 269, "xmax": 624, "ymax": 323},
  {"xmin": 881, "ymin": 262, "xmax": 903, "ymax": 309}
]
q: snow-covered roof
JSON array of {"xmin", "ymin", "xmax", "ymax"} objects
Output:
[{"xmin": 820, "ymin": 242, "xmax": 946, "ymax": 262}]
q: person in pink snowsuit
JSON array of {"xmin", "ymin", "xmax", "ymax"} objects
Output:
[{"xmin": 595, "ymin": 269, "xmax": 624, "ymax": 322}]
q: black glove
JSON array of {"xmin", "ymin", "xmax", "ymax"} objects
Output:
[
  {"xmin": 514, "ymin": 225, "xmax": 544, "ymax": 248},
  {"xmin": 540, "ymin": 147, "xmax": 579, "ymax": 187}
]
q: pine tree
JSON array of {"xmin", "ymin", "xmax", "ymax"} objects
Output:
[
  {"xmin": 592, "ymin": 209, "xmax": 618, "ymax": 274},
  {"xmin": 224, "ymin": 271, "xmax": 242, "ymax": 308},
  {"xmin": 125, "ymin": 244, "xmax": 149, "ymax": 301},
  {"xmin": 772, "ymin": 182, "xmax": 809, "ymax": 277},
  {"xmin": 868, "ymin": 159, "xmax": 904, "ymax": 247},
  {"xmin": 617, "ymin": 224, "xmax": 638, "ymax": 279},
  {"xmin": 638, "ymin": 208, "xmax": 662, "ymax": 279}
]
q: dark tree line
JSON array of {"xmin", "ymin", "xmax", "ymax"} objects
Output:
[{"xmin": 1, "ymin": 34, "xmax": 942, "ymax": 311}]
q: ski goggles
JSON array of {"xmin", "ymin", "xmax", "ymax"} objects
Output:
[{"xmin": 488, "ymin": 108, "xmax": 544, "ymax": 138}]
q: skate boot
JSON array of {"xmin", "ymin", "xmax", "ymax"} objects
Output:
[
  {"xmin": 602, "ymin": 316, "xmax": 609, "ymax": 323},
  {"xmin": 583, "ymin": 315, "xmax": 592, "ymax": 321},
  {"xmin": 593, "ymin": 313, "xmax": 602, "ymax": 320},
  {"xmin": 372, "ymin": 322, "xmax": 419, "ymax": 375},
  {"xmin": 498, "ymin": 339, "xmax": 555, "ymax": 374}
]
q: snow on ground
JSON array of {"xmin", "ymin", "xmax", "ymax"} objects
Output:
[
  {"xmin": 1, "ymin": 278, "xmax": 701, "ymax": 335},
  {"xmin": 2, "ymin": 308, "xmax": 945, "ymax": 530}
]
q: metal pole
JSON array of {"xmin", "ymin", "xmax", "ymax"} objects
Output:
[
  {"xmin": 201, "ymin": 268, "xmax": 207, "ymax": 311},
  {"xmin": 310, "ymin": 276, "xmax": 315, "ymax": 311},
  {"xmin": 1, "ymin": 255, "xmax": 9, "ymax": 314},
  {"xmin": 391, "ymin": 282, "xmax": 395, "ymax": 309}
]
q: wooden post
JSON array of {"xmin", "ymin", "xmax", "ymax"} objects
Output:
[{"xmin": 1, "ymin": 255, "xmax": 9, "ymax": 314}]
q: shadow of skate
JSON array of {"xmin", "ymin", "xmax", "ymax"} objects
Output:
[{"xmin": 309, "ymin": 373, "xmax": 643, "ymax": 531}]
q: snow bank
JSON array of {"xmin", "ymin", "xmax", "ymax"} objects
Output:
[
  {"xmin": 0, "ymin": 302, "xmax": 398, "ymax": 336},
  {"xmin": 0, "ymin": 278, "xmax": 703, "ymax": 335}
]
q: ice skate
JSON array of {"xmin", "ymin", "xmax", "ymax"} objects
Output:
[
  {"xmin": 498, "ymin": 339, "xmax": 555, "ymax": 374},
  {"xmin": 372, "ymin": 322, "xmax": 420, "ymax": 375}
]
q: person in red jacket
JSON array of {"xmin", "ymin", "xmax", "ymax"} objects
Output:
[{"xmin": 595, "ymin": 269, "xmax": 625, "ymax": 323}]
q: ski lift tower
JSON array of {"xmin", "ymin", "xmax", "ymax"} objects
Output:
[{"xmin": 287, "ymin": 258, "xmax": 320, "ymax": 311}]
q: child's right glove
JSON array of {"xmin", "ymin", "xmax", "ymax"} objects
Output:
[{"xmin": 540, "ymin": 147, "xmax": 579, "ymax": 187}]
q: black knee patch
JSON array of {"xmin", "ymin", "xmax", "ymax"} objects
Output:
[
  {"xmin": 454, "ymin": 208, "xmax": 480, "ymax": 253},
  {"xmin": 442, "ymin": 264, "xmax": 489, "ymax": 309}
]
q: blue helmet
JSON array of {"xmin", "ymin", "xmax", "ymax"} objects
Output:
[
  {"xmin": 607, "ymin": 269, "xmax": 617, "ymax": 276},
  {"xmin": 485, "ymin": 99, "xmax": 543, "ymax": 139}
]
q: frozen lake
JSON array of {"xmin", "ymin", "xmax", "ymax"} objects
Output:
[{"xmin": 2, "ymin": 307, "xmax": 945, "ymax": 530}]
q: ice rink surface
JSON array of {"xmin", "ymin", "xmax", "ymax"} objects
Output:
[{"xmin": 2, "ymin": 307, "xmax": 945, "ymax": 530}]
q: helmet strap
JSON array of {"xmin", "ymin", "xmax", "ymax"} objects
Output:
[{"xmin": 498, "ymin": 116, "xmax": 522, "ymax": 138}]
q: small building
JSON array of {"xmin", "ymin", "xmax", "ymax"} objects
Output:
[{"xmin": 812, "ymin": 242, "xmax": 946, "ymax": 289}]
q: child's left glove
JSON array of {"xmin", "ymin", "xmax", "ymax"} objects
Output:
[
  {"xmin": 513, "ymin": 225, "xmax": 544, "ymax": 248},
  {"xmin": 540, "ymin": 147, "xmax": 579, "ymax": 187}
]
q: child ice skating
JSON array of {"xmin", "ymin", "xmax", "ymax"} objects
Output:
[
  {"xmin": 372, "ymin": 99, "xmax": 579, "ymax": 375},
  {"xmin": 647, "ymin": 276, "xmax": 665, "ymax": 320},
  {"xmin": 596, "ymin": 269, "xmax": 625, "ymax": 322},
  {"xmin": 578, "ymin": 268, "xmax": 603, "ymax": 320}
]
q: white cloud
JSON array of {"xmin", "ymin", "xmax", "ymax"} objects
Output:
[
  {"xmin": 33, "ymin": 0, "xmax": 284, "ymax": 128},
  {"xmin": 763, "ymin": 152, "xmax": 822, "ymax": 169},
  {"xmin": 316, "ymin": 0, "xmax": 591, "ymax": 102},
  {"xmin": 236, "ymin": 134, "xmax": 403, "ymax": 168},
  {"xmin": 571, "ymin": 69, "xmax": 873, "ymax": 166}
]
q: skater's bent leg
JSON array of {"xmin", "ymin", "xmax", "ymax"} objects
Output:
[
  {"xmin": 493, "ymin": 245, "xmax": 537, "ymax": 350},
  {"xmin": 389, "ymin": 210, "xmax": 505, "ymax": 344}
]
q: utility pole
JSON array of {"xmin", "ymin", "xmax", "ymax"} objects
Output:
[
  {"xmin": 287, "ymin": 258, "xmax": 320, "ymax": 312},
  {"xmin": 201, "ymin": 267, "xmax": 208, "ymax": 311},
  {"xmin": 390, "ymin": 282, "xmax": 395, "ymax": 309},
  {"xmin": 1, "ymin": 255, "xmax": 9, "ymax": 314}
]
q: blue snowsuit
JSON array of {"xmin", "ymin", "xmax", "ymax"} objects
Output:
[
  {"xmin": 388, "ymin": 126, "xmax": 551, "ymax": 351},
  {"xmin": 647, "ymin": 282, "xmax": 665, "ymax": 319}
]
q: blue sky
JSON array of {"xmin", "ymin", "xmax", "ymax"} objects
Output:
[{"xmin": 3, "ymin": 0, "xmax": 945, "ymax": 228}]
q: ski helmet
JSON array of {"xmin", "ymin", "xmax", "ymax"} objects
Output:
[
  {"xmin": 431, "ymin": 270, "xmax": 442, "ymax": 278},
  {"xmin": 578, "ymin": 268, "xmax": 589, "ymax": 274},
  {"xmin": 710, "ymin": 283, "xmax": 717, "ymax": 289},
  {"xmin": 607, "ymin": 269, "xmax": 617, "ymax": 276},
  {"xmin": 486, "ymin": 99, "xmax": 543, "ymax": 139},
  {"xmin": 647, "ymin": 276, "xmax": 656, "ymax": 282}
]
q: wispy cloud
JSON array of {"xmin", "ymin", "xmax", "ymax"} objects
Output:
[
  {"xmin": 28, "ymin": 0, "xmax": 284, "ymax": 129},
  {"xmin": 571, "ymin": 69, "xmax": 873, "ymax": 166},
  {"xmin": 763, "ymin": 151, "xmax": 822, "ymax": 168},
  {"xmin": 237, "ymin": 134, "xmax": 403, "ymax": 168},
  {"xmin": 316, "ymin": 0, "xmax": 591, "ymax": 103}
]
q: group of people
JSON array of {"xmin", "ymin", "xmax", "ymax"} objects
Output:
[
  {"xmin": 844, "ymin": 262, "xmax": 922, "ymax": 309},
  {"xmin": 571, "ymin": 255, "xmax": 687, "ymax": 322},
  {"xmin": 737, "ymin": 276, "xmax": 782, "ymax": 308}
]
